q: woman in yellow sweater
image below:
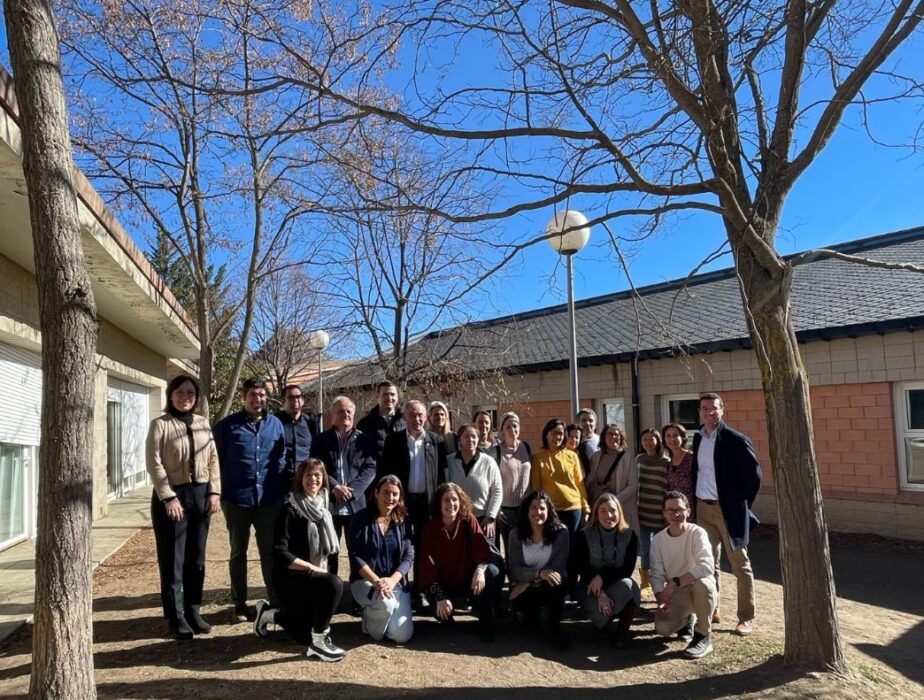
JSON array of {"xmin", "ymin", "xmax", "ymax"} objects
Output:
[{"xmin": 529, "ymin": 419, "xmax": 589, "ymax": 532}]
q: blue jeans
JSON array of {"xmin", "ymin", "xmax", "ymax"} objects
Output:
[
  {"xmin": 351, "ymin": 580, "xmax": 414, "ymax": 644},
  {"xmin": 639, "ymin": 524, "xmax": 660, "ymax": 571},
  {"xmin": 558, "ymin": 508, "xmax": 583, "ymax": 533}
]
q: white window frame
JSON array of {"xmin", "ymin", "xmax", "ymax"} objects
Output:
[
  {"xmin": 595, "ymin": 397, "xmax": 627, "ymax": 430},
  {"xmin": 661, "ymin": 393, "xmax": 701, "ymax": 433},
  {"xmin": 894, "ymin": 381, "xmax": 924, "ymax": 492},
  {"xmin": 472, "ymin": 404, "xmax": 498, "ymax": 436}
]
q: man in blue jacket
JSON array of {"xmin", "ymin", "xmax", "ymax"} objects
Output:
[
  {"xmin": 214, "ymin": 377, "xmax": 286, "ymax": 622},
  {"xmin": 691, "ymin": 392, "xmax": 762, "ymax": 637},
  {"xmin": 310, "ymin": 395, "xmax": 377, "ymax": 574}
]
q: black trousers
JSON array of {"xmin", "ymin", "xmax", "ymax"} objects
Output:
[
  {"xmin": 151, "ymin": 483, "xmax": 210, "ymax": 621},
  {"xmin": 328, "ymin": 514, "xmax": 354, "ymax": 576},
  {"xmin": 276, "ymin": 568, "xmax": 343, "ymax": 643},
  {"xmin": 512, "ymin": 582, "xmax": 566, "ymax": 634},
  {"xmin": 406, "ymin": 493, "xmax": 430, "ymax": 587}
]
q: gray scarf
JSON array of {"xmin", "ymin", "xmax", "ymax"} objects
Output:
[{"xmin": 287, "ymin": 490, "xmax": 339, "ymax": 563}]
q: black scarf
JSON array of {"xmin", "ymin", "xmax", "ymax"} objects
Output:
[{"xmin": 168, "ymin": 404, "xmax": 196, "ymax": 478}]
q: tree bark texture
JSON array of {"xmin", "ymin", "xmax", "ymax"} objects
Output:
[
  {"xmin": 734, "ymin": 236, "xmax": 846, "ymax": 671},
  {"xmin": 3, "ymin": 0, "xmax": 99, "ymax": 696}
]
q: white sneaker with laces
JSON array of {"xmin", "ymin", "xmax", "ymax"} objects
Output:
[{"xmin": 307, "ymin": 631, "xmax": 346, "ymax": 662}]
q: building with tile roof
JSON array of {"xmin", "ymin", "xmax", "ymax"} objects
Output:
[{"xmin": 330, "ymin": 225, "xmax": 924, "ymax": 540}]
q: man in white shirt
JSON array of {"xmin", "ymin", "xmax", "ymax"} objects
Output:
[
  {"xmin": 692, "ymin": 392, "xmax": 762, "ymax": 637},
  {"xmin": 650, "ymin": 491, "xmax": 717, "ymax": 659}
]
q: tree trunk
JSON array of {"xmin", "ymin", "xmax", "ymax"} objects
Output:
[
  {"xmin": 197, "ymin": 297, "xmax": 214, "ymax": 420},
  {"xmin": 3, "ymin": 0, "xmax": 98, "ymax": 696},
  {"xmin": 735, "ymin": 239, "xmax": 846, "ymax": 671}
]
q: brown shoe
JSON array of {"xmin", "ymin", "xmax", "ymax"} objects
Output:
[
  {"xmin": 735, "ymin": 619, "xmax": 754, "ymax": 637},
  {"xmin": 711, "ymin": 611, "xmax": 721, "ymax": 624}
]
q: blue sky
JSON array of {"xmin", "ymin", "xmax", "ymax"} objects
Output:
[
  {"xmin": 500, "ymin": 110, "xmax": 924, "ymax": 319},
  {"xmin": 2, "ymin": 7, "xmax": 922, "ymax": 348}
]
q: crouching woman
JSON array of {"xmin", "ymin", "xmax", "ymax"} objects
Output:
[
  {"xmin": 347, "ymin": 474, "xmax": 415, "ymax": 644},
  {"xmin": 253, "ymin": 458, "xmax": 345, "ymax": 662},
  {"xmin": 418, "ymin": 483, "xmax": 504, "ymax": 642},
  {"xmin": 572, "ymin": 493, "xmax": 640, "ymax": 648}
]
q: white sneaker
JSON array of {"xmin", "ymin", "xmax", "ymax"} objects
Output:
[
  {"xmin": 253, "ymin": 600, "xmax": 270, "ymax": 638},
  {"xmin": 306, "ymin": 634, "xmax": 346, "ymax": 662}
]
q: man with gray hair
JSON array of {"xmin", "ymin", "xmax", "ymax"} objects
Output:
[
  {"xmin": 380, "ymin": 400, "xmax": 447, "ymax": 539},
  {"xmin": 309, "ymin": 395, "xmax": 377, "ymax": 574}
]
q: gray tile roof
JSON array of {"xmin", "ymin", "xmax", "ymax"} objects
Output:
[{"xmin": 331, "ymin": 226, "xmax": 924, "ymax": 388}]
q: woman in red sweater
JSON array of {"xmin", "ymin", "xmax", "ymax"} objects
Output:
[{"xmin": 418, "ymin": 483, "xmax": 503, "ymax": 642}]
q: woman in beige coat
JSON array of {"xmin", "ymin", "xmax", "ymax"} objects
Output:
[{"xmin": 146, "ymin": 374, "xmax": 220, "ymax": 639}]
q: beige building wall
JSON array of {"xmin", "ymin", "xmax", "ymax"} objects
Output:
[
  {"xmin": 0, "ymin": 252, "xmax": 170, "ymax": 522},
  {"xmin": 449, "ymin": 328, "xmax": 924, "ymax": 540}
]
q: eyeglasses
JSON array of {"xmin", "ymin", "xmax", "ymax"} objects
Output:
[
  {"xmin": 663, "ymin": 508, "xmax": 688, "ymax": 514},
  {"xmin": 286, "ymin": 395, "xmax": 304, "ymax": 401}
]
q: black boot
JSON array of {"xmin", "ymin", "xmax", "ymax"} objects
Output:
[
  {"xmin": 168, "ymin": 614, "xmax": 194, "ymax": 640},
  {"xmin": 185, "ymin": 606, "xmax": 211, "ymax": 634}
]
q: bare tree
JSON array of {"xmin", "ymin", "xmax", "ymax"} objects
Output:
[
  {"xmin": 3, "ymin": 0, "xmax": 98, "ymax": 696},
  {"xmin": 265, "ymin": 0, "xmax": 924, "ymax": 670},
  {"xmin": 58, "ymin": 0, "xmax": 328, "ymax": 418},
  {"xmin": 313, "ymin": 120, "xmax": 513, "ymax": 386},
  {"xmin": 246, "ymin": 263, "xmax": 348, "ymax": 395}
]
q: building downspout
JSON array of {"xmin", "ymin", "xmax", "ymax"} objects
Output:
[{"xmin": 631, "ymin": 351, "xmax": 641, "ymax": 454}]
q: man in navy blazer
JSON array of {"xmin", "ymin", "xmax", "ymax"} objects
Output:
[
  {"xmin": 691, "ymin": 392, "xmax": 762, "ymax": 637},
  {"xmin": 310, "ymin": 395, "xmax": 377, "ymax": 574},
  {"xmin": 379, "ymin": 400, "xmax": 447, "ymax": 540}
]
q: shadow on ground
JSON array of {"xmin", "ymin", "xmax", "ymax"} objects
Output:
[{"xmin": 87, "ymin": 659, "xmax": 804, "ymax": 700}]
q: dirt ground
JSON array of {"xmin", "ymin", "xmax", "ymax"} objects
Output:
[{"xmin": 0, "ymin": 525, "xmax": 922, "ymax": 699}]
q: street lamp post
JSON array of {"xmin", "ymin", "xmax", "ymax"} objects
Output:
[
  {"xmin": 307, "ymin": 330, "xmax": 330, "ymax": 430},
  {"xmin": 545, "ymin": 210, "xmax": 591, "ymax": 420}
]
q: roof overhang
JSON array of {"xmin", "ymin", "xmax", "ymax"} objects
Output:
[{"xmin": 0, "ymin": 70, "xmax": 199, "ymax": 360}]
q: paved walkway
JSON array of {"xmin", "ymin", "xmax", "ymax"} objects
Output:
[{"xmin": 0, "ymin": 490, "xmax": 151, "ymax": 641}]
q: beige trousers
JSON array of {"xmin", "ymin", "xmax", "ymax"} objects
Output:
[
  {"xmin": 654, "ymin": 578, "xmax": 716, "ymax": 637},
  {"xmin": 696, "ymin": 500, "xmax": 755, "ymax": 621}
]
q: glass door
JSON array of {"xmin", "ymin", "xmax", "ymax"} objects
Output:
[
  {"xmin": 0, "ymin": 443, "xmax": 25, "ymax": 547},
  {"xmin": 106, "ymin": 401, "xmax": 123, "ymax": 497}
]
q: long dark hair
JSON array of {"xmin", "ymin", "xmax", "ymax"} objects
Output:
[
  {"xmin": 372, "ymin": 474, "xmax": 408, "ymax": 524},
  {"xmin": 516, "ymin": 490, "xmax": 562, "ymax": 544}
]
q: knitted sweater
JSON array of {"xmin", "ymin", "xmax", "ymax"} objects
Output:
[
  {"xmin": 649, "ymin": 523, "xmax": 714, "ymax": 594},
  {"xmin": 446, "ymin": 451, "xmax": 503, "ymax": 519}
]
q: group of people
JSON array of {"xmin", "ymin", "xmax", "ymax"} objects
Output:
[{"xmin": 146, "ymin": 376, "xmax": 762, "ymax": 663}]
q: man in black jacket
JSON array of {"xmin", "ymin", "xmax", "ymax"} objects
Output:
[
  {"xmin": 379, "ymin": 400, "xmax": 447, "ymax": 540},
  {"xmin": 276, "ymin": 384, "xmax": 318, "ymax": 493},
  {"xmin": 691, "ymin": 392, "xmax": 762, "ymax": 637},
  {"xmin": 356, "ymin": 380, "xmax": 405, "ymax": 460},
  {"xmin": 310, "ymin": 395, "xmax": 376, "ymax": 574}
]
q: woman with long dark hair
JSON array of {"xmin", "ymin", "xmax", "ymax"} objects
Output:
[
  {"xmin": 347, "ymin": 474, "xmax": 415, "ymax": 643},
  {"xmin": 253, "ymin": 458, "xmax": 345, "ymax": 661},
  {"xmin": 529, "ymin": 419, "xmax": 589, "ymax": 532},
  {"xmin": 146, "ymin": 374, "xmax": 220, "ymax": 639},
  {"xmin": 507, "ymin": 490, "xmax": 571, "ymax": 649}
]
